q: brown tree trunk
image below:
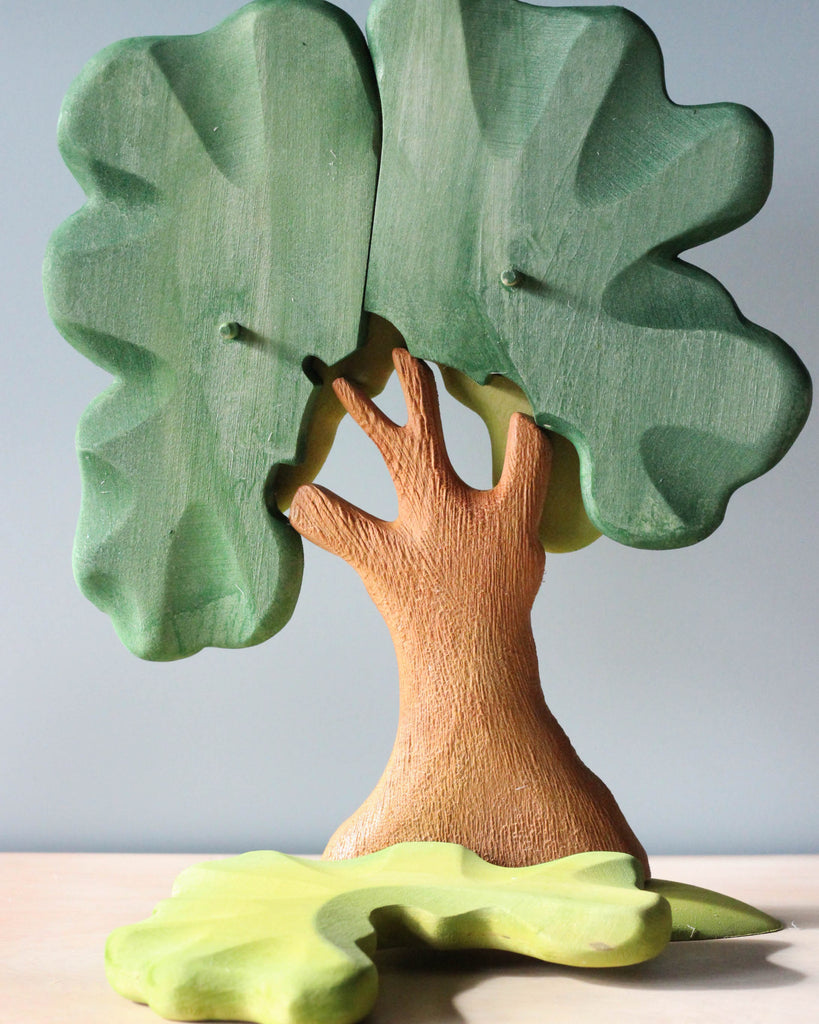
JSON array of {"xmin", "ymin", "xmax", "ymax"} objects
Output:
[{"xmin": 290, "ymin": 349, "xmax": 648, "ymax": 874}]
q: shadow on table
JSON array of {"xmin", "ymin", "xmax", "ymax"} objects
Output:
[
  {"xmin": 370, "ymin": 949, "xmax": 522, "ymax": 1023},
  {"xmin": 366, "ymin": 924, "xmax": 806, "ymax": 1022},
  {"xmin": 580, "ymin": 935, "xmax": 803, "ymax": 992}
]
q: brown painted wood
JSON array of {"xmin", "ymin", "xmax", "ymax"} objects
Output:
[{"xmin": 290, "ymin": 351, "xmax": 647, "ymax": 871}]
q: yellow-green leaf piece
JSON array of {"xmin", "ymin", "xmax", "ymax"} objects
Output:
[{"xmin": 106, "ymin": 844, "xmax": 671, "ymax": 1024}]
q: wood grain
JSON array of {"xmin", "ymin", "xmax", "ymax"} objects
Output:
[
  {"xmin": 364, "ymin": 0, "xmax": 811, "ymax": 549},
  {"xmin": 291, "ymin": 351, "xmax": 647, "ymax": 870},
  {"xmin": 43, "ymin": 0, "xmax": 380, "ymax": 659},
  {"xmin": 441, "ymin": 366, "xmax": 601, "ymax": 553}
]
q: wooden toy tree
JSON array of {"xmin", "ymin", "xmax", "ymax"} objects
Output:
[{"xmin": 45, "ymin": 1, "xmax": 810, "ymax": 1022}]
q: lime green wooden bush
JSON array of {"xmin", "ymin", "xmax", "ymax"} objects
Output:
[{"xmin": 105, "ymin": 844, "xmax": 779, "ymax": 1024}]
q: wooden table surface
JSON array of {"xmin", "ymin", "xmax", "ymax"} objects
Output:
[{"xmin": 1, "ymin": 853, "xmax": 816, "ymax": 1023}]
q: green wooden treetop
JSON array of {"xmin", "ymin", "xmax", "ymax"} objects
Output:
[
  {"xmin": 365, "ymin": 0, "xmax": 810, "ymax": 549},
  {"xmin": 45, "ymin": 0, "xmax": 810, "ymax": 660},
  {"xmin": 44, "ymin": 0, "xmax": 379, "ymax": 659}
]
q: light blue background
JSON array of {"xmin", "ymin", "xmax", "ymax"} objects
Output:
[{"xmin": 3, "ymin": 0, "xmax": 817, "ymax": 855}]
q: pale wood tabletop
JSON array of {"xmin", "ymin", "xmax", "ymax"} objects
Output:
[{"xmin": 1, "ymin": 853, "xmax": 816, "ymax": 1023}]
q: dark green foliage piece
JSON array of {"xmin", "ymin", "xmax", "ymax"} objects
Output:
[
  {"xmin": 365, "ymin": 0, "xmax": 811, "ymax": 548},
  {"xmin": 44, "ymin": 0, "xmax": 379, "ymax": 658},
  {"xmin": 648, "ymin": 878, "xmax": 782, "ymax": 941}
]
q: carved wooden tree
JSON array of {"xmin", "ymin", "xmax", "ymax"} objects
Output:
[
  {"xmin": 46, "ymin": 0, "xmax": 809, "ymax": 872},
  {"xmin": 291, "ymin": 349, "xmax": 646, "ymax": 869},
  {"xmin": 46, "ymin": 1, "xmax": 811, "ymax": 1021}
]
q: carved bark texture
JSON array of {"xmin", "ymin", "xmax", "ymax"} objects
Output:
[{"xmin": 290, "ymin": 350, "xmax": 647, "ymax": 873}]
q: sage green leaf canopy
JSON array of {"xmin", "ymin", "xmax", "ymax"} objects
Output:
[
  {"xmin": 44, "ymin": 0, "xmax": 379, "ymax": 659},
  {"xmin": 47, "ymin": 0, "xmax": 812, "ymax": 661},
  {"xmin": 365, "ymin": 0, "xmax": 811, "ymax": 548}
]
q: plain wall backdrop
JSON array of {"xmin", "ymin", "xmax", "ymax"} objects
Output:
[{"xmin": 3, "ymin": 0, "xmax": 817, "ymax": 855}]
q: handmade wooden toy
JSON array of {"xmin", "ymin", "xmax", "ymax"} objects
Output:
[
  {"xmin": 44, "ymin": 1, "xmax": 811, "ymax": 1022},
  {"xmin": 105, "ymin": 844, "xmax": 778, "ymax": 1024},
  {"xmin": 44, "ymin": 0, "xmax": 382, "ymax": 659}
]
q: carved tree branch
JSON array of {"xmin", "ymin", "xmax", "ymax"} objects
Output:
[{"xmin": 290, "ymin": 349, "xmax": 647, "ymax": 872}]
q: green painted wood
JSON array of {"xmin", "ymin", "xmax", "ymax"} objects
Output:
[
  {"xmin": 365, "ymin": 0, "xmax": 811, "ymax": 549},
  {"xmin": 106, "ymin": 845, "xmax": 671, "ymax": 1024},
  {"xmin": 271, "ymin": 315, "xmax": 401, "ymax": 512},
  {"xmin": 647, "ymin": 877, "xmax": 782, "ymax": 941},
  {"xmin": 43, "ymin": 0, "xmax": 379, "ymax": 659}
]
